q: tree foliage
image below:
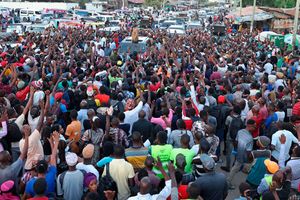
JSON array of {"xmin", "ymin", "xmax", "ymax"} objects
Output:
[{"xmin": 242, "ymin": 0, "xmax": 296, "ymax": 8}]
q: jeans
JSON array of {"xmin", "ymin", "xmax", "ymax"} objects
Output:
[
  {"xmin": 11, "ymin": 147, "xmax": 20, "ymax": 162},
  {"xmin": 224, "ymin": 139, "xmax": 234, "ymax": 169},
  {"xmin": 216, "ymin": 128, "xmax": 224, "ymax": 157}
]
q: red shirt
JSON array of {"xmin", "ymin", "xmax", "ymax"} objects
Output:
[
  {"xmin": 183, "ymin": 119, "xmax": 193, "ymax": 130},
  {"xmin": 28, "ymin": 197, "xmax": 48, "ymax": 200},
  {"xmin": 251, "ymin": 115, "xmax": 263, "ymax": 138},
  {"xmin": 292, "ymin": 101, "xmax": 300, "ymax": 117},
  {"xmin": 16, "ymin": 86, "xmax": 30, "ymax": 102},
  {"xmin": 149, "ymin": 82, "xmax": 161, "ymax": 92},
  {"xmin": 210, "ymin": 72, "xmax": 222, "ymax": 81},
  {"xmin": 95, "ymin": 93, "xmax": 110, "ymax": 105}
]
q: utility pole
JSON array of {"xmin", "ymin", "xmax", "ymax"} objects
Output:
[
  {"xmin": 234, "ymin": 0, "xmax": 237, "ymax": 11},
  {"xmin": 293, "ymin": 0, "xmax": 300, "ymax": 48},
  {"xmin": 240, "ymin": 0, "xmax": 242, "ymax": 16},
  {"xmin": 250, "ymin": 0, "xmax": 256, "ymax": 33}
]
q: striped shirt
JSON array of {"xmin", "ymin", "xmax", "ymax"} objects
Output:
[{"xmin": 125, "ymin": 146, "xmax": 149, "ymax": 172}]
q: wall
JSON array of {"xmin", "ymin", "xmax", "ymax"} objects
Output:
[{"xmin": 0, "ymin": 2, "xmax": 78, "ymax": 10}]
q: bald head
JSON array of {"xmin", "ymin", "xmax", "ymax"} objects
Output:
[
  {"xmin": 138, "ymin": 110, "xmax": 146, "ymax": 119},
  {"xmin": 140, "ymin": 177, "xmax": 151, "ymax": 195}
]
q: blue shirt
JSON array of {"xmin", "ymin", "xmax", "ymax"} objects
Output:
[
  {"xmin": 25, "ymin": 166, "xmax": 57, "ymax": 197},
  {"xmin": 96, "ymin": 156, "xmax": 114, "ymax": 168},
  {"xmin": 264, "ymin": 113, "xmax": 278, "ymax": 129}
]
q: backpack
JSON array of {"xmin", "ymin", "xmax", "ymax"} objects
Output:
[
  {"xmin": 6, "ymin": 121, "xmax": 22, "ymax": 143},
  {"xmin": 229, "ymin": 116, "xmax": 245, "ymax": 140},
  {"xmin": 210, "ymin": 105, "xmax": 222, "ymax": 129},
  {"xmin": 99, "ymin": 163, "xmax": 116, "ymax": 191}
]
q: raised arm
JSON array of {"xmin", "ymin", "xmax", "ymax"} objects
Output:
[
  {"xmin": 48, "ymin": 131, "xmax": 60, "ymax": 166},
  {"xmin": 19, "ymin": 126, "xmax": 30, "ymax": 160},
  {"xmin": 22, "ymin": 87, "xmax": 35, "ymax": 116},
  {"xmin": 36, "ymin": 100, "xmax": 45, "ymax": 132},
  {"xmin": 44, "ymin": 90, "xmax": 50, "ymax": 115}
]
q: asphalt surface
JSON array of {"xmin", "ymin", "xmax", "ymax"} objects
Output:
[{"xmin": 215, "ymin": 158, "xmax": 247, "ymax": 200}]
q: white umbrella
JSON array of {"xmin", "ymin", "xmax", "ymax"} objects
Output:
[{"xmin": 255, "ymin": 31, "xmax": 280, "ymax": 42}]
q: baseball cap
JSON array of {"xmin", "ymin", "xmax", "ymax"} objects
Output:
[
  {"xmin": 1, "ymin": 180, "xmax": 14, "ymax": 192},
  {"xmin": 258, "ymin": 136, "xmax": 270, "ymax": 148},
  {"xmin": 218, "ymin": 95, "xmax": 226, "ymax": 104},
  {"xmin": 264, "ymin": 159, "xmax": 279, "ymax": 174},
  {"xmin": 200, "ymin": 154, "xmax": 215, "ymax": 170}
]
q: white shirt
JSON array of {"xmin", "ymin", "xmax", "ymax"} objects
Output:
[
  {"xmin": 264, "ymin": 62, "xmax": 273, "ymax": 75},
  {"xmin": 275, "ymin": 111, "xmax": 285, "ymax": 122},
  {"xmin": 128, "ymin": 180, "xmax": 171, "ymax": 200},
  {"xmin": 100, "ymin": 37, "xmax": 106, "ymax": 47},
  {"xmin": 191, "ymin": 144, "xmax": 199, "ymax": 155},
  {"xmin": 96, "ymin": 48, "xmax": 105, "ymax": 57},
  {"xmin": 271, "ymin": 130, "xmax": 299, "ymax": 160},
  {"xmin": 274, "ymin": 79, "xmax": 285, "ymax": 92},
  {"xmin": 28, "ymin": 114, "xmax": 40, "ymax": 133},
  {"xmin": 76, "ymin": 163, "xmax": 99, "ymax": 181},
  {"xmin": 124, "ymin": 101, "xmax": 143, "ymax": 134}
]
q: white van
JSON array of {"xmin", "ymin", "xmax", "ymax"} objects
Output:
[{"xmin": 20, "ymin": 9, "xmax": 42, "ymax": 22}]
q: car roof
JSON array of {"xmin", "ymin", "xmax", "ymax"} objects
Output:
[
  {"xmin": 168, "ymin": 25, "xmax": 185, "ymax": 28},
  {"xmin": 122, "ymin": 36, "xmax": 149, "ymax": 43}
]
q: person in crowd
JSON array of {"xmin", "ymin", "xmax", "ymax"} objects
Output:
[
  {"xmin": 257, "ymin": 159, "xmax": 280, "ymax": 195},
  {"xmin": 23, "ymin": 131, "xmax": 59, "ymax": 199},
  {"xmin": 150, "ymin": 131, "xmax": 173, "ymax": 178},
  {"xmin": 246, "ymin": 136, "xmax": 271, "ymax": 188},
  {"xmin": 168, "ymin": 119, "xmax": 194, "ymax": 148},
  {"xmin": 1, "ymin": 8, "xmax": 300, "ymax": 200},
  {"xmin": 57, "ymin": 152, "xmax": 84, "ymax": 200},
  {"xmin": 0, "ymin": 180, "xmax": 20, "ymax": 200},
  {"xmin": 76, "ymin": 144, "xmax": 99, "ymax": 180},
  {"xmin": 227, "ymin": 119, "xmax": 256, "ymax": 189},
  {"xmin": 128, "ymin": 158, "xmax": 175, "ymax": 200},
  {"xmin": 125, "ymin": 131, "xmax": 148, "ymax": 172},
  {"xmin": 194, "ymin": 154, "xmax": 228, "ymax": 199},
  {"xmin": 102, "ymin": 145, "xmax": 135, "ymax": 200},
  {"xmin": 28, "ymin": 178, "xmax": 48, "ymax": 200},
  {"xmin": 132, "ymin": 110, "xmax": 153, "ymax": 143},
  {"xmin": 271, "ymin": 122, "xmax": 299, "ymax": 162},
  {"xmin": 170, "ymin": 134, "xmax": 195, "ymax": 173},
  {"xmin": 234, "ymin": 182, "xmax": 252, "ymax": 200}
]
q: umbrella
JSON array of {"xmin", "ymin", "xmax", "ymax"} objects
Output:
[
  {"xmin": 255, "ymin": 31, "xmax": 281, "ymax": 42},
  {"xmin": 284, "ymin": 34, "xmax": 300, "ymax": 46}
]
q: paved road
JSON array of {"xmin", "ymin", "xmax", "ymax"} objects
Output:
[{"xmin": 215, "ymin": 160, "xmax": 247, "ymax": 200}]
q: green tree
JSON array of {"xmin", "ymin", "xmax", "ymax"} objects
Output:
[
  {"xmin": 243, "ymin": 0, "xmax": 296, "ymax": 8},
  {"xmin": 145, "ymin": 0, "xmax": 162, "ymax": 7}
]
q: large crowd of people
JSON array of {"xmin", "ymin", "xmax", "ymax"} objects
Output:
[{"xmin": 0, "ymin": 9, "xmax": 300, "ymax": 200}]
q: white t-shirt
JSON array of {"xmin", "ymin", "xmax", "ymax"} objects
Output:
[
  {"xmin": 264, "ymin": 62, "xmax": 273, "ymax": 75},
  {"xmin": 76, "ymin": 163, "xmax": 99, "ymax": 181},
  {"xmin": 271, "ymin": 130, "xmax": 299, "ymax": 161},
  {"xmin": 274, "ymin": 79, "xmax": 285, "ymax": 91},
  {"xmin": 275, "ymin": 111, "xmax": 285, "ymax": 122}
]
